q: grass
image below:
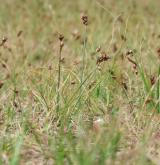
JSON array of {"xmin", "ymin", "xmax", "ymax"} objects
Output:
[{"xmin": 0, "ymin": 0, "xmax": 160, "ymax": 164}]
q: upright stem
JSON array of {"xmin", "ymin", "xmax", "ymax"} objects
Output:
[
  {"xmin": 81, "ymin": 25, "xmax": 87, "ymax": 83},
  {"xmin": 78, "ymin": 25, "xmax": 87, "ymax": 107},
  {"xmin": 56, "ymin": 39, "xmax": 63, "ymax": 112}
]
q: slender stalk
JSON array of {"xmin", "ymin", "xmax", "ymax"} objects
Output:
[
  {"xmin": 56, "ymin": 35, "xmax": 64, "ymax": 112},
  {"xmin": 81, "ymin": 25, "xmax": 87, "ymax": 83},
  {"xmin": 77, "ymin": 15, "xmax": 88, "ymax": 107}
]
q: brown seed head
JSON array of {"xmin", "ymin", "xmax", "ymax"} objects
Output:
[
  {"xmin": 0, "ymin": 81, "xmax": 4, "ymax": 89},
  {"xmin": 121, "ymin": 34, "xmax": 126, "ymax": 41},
  {"xmin": 0, "ymin": 37, "xmax": 8, "ymax": 47},
  {"xmin": 71, "ymin": 81, "xmax": 76, "ymax": 85},
  {"xmin": 126, "ymin": 50, "xmax": 133, "ymax": 56},
  {"xmin": 14, "ymin": 89, "xmax": 19, "ymax": 95},
  {"xmin": 59, "ymin": 34, "xmax": 64, "ymax": 41},
  {"xmin": 81, "ymin": 15, "xmax": 88, "ymax": 26},
  {"xmin": 96, "ymin": 52, "xmax": 111, "ymax": 65},
  {"xmin": 17, "ymin": 30, "xmax": 23, "ymax": 37},
  {"xmin": 96, "ymin": 46, "xmax": 101, "ymax": 53},
  {"xmin": 157, "ymin": 48, "xmax": 160, "ymax": 58},
  {"xmin": 13, "ymin": 101, "xmax": 18, "ymax": 108},
  {"xmin": 2, "ymin": 62, "xmax": 7, "ymax": 68},
  {"xmin": 2, "ymin": 37, "xmax": 7, "ymax": 43},
  {"xmin": 150, "ymin": 75, "xmax": 156, "ymax": 86}
]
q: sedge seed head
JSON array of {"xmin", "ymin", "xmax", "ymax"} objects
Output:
[
  {"xmin": 81, "ymin": 15, "xmax": 88, "ymax": 26},
  {"xmin": 59, "ymin": 34, "xmax": 64, "ymax": 41},
  {"xmin": 96, "ymin": 46, "xmax": 101, "ymax": 53}
]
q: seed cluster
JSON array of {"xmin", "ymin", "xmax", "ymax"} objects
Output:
[
  {"xmin": 81, "ymin": 15, "xmax": 88, "ymax": 26},
  {"xmin": 96, "ymin": 51, "xmax": 111, "ymax": 65},
  {"xmin": 0, "ymin": 37, "xmax": 8, "ymax": 47},
  {"xmin": 58, "ymin": 34, "xmax": 64, "ymax": 50}
]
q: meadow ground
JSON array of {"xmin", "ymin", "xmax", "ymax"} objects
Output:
[{"xmin": 0, "ymin": 0, "xmax": 160, "ymax": 164}]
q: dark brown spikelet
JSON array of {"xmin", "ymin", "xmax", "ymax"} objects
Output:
[
  {"xmin": 71, "ymin": 81, "xmax": 76, "ymax": 85},
  {"xmin": 59, "ymin": 34, "xmax": 64, "ymax": 41},
  {"xmin": 121, "ymin": 82, "xmax": 128, "ymax": 90},
  {"xmin": 1, "ymin": 62, "xmax": 7, "ymax": 69},
  {"xmin": 17, "ymin": 30, "xmax": 23, "ymax": 37},
  {"xmin": 133, "ymin": 64, "xmax": 138, "ymax": 75},
  {"xmin": 96, "ymin": 52, "xmax": 111, "ymax": 65},
  {"xmin": 13, "ymin": 101, "xmax": 18, "ymax": 108},
  {"xmin": 88, "ymin": 81, "xmax": 96, "ymax": 89},
  {"xmin": 150, "ymin": 75, "xmax": 156, "ymax": 86},
  {"xmin": 96, "ymin": 46, "xmax": 101, "ymax": 53},
  {"xmin": 157, "ymin": 48, "xmax": 160, "ymax": 58},
  {"xmin": 60, "ymin": 57, "xmax": 65, "ymax": 63},
  {"xmin": 81, "ymin": 15, "xmax": 88, "ymax": 26},
  {"xmin": 0, "ymin": 81, "xmax": 4, "ymax": 89},
  {"xmin": 126, "ymin": 50, "xmax": 134, "ymax": 56},
  {"xmin": 0, "ymin": 37, "xmax": 8, "ymax": 47},
  {"xmin": 109, "ymin": 70, "xmax": 116, "ymax": 79},
  {"xmin": 14, "ymin": 90, "xmax": 19, "ymax": 97},
  {"xmin": 145, "ymin": 98, "xmax": 153, "ymax": 105},
  {"xmin": 121, "ymin": 34, "xmax": 126, "ymax": 41},
  {"xmin": 58, "ymin": 34, "xmax": 64, "ymax": 50}
]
